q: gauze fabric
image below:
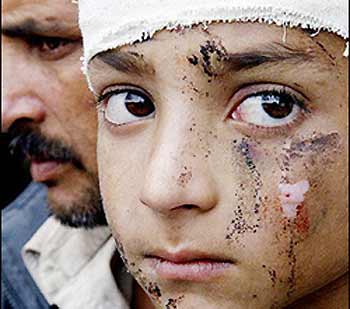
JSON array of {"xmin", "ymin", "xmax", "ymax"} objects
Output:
[{"xmin": 78, "ymin": 0, "xmax": 349, "ymax": 87}]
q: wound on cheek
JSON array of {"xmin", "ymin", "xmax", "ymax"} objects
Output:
[
  {"xmin": 295, "ymin": 203, "xmax": 310, "ymax": 234},
  {"xmin": 278, "ymin": 180, "xmax": 310, "ymax": 220}
]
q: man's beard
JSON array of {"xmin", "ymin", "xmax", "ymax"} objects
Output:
[
  {"xmin": 50, "ymin": 178, "xmax": 107, "ymax": 228},
  {"xmin": 8, "ymin": 120, "xmax": 107, "ymax": 228}
]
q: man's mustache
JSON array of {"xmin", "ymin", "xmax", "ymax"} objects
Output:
[{"xmin": 8, "ymin": 124, "xmax": 84, "ymax": 171}]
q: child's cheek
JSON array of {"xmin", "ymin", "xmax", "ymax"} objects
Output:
[
  {"xmin": 258, "ymin": 132, "xmax": 342, "ymax": 235},
  {"xmin": 269, "ymin": 132, "xmax": 341, "ymax": 234}
]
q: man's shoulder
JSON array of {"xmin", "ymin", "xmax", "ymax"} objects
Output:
[
  {"xmin": 2, "ymin": 182, "xmax": 50, "ymax": 257},
  {"xmin": 3, "ymin": 181, "xmax": 47, "ymax": 212},
  {"xmin": 1, "ymin": 182, "xmax": 50, "ymax": 309}
]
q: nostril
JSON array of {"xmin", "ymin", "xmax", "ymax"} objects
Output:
[
  {"xmin": 183, "ymin": 204, "xmax": 195, "ymax": 210},
  {"xmin": 2, "ymin": 96, "xmax": 46, "ymax": 132},
  {"xmin": 172, "ymin": 204, "xmax": 198, "ymax": 211}
]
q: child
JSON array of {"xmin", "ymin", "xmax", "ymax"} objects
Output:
[{"xmin": 79, "ymin": 0, "xmax": 348, "ymax": 308}]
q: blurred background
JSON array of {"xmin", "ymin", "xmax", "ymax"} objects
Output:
[{"xmin": 0, "ymin": 133, "xmax": 31, "ymax": 209}]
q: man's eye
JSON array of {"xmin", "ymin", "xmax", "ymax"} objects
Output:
[
  {"xmin": 230, "ymin": 90, "xmax": 305, "ymax": 127},
  {"xmin": 103, "ymin": 90, "xmax": 155, "ymax": 126},
  {"xmin": 26, "ymin": 36, "xmax": 80, "ymax": 60}
]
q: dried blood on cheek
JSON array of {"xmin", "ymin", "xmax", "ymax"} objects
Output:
[
  {"xmin": 278, "ymin": 180, "xmax": 310, "ymax": 238},
  {"xmin": 165, "ymin": 295, "xmax": 184, "ymax": 309},
  {"xmin": 277, "ymin": 132, "xmax": 341, "ymax": 237},
  {"xmin": 295, "ymin": 203, "xmax": 309, "ymax": 234}
]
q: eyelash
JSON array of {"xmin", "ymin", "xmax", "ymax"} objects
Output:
[
  {"xmin": 26, "ymin": 36, "xmax": 71, "ymax": 46},
  {"xmin": 229, "ymin": 87, "xmax": 310, "ymax": 136},
  {"xmin": 96, "ymin": 86, "xmax": 153, "ymax": 130},
  {"xmin": 24, "ymin": 35, "xmax": 81, "ymax": 60},
  {"xmin": 97, "ymin": 85, "xmax": 311, "ymax": 134},
  {"xmin": 240, "ymin": 113, "xmax": 308, "ymax": 137},
  {"xmin": 96, "ymin": 85, "xmax": 150, "ymax": 105}
]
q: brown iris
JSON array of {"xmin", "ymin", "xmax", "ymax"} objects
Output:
[
  {"xmin": 261, "ymin": 93, "xmax": 294, "ymax": 119},
  {"xmin": 125, "ymin": 92, "xmax": 155, "ymax": 117}
]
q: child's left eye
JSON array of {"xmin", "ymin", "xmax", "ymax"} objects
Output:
[{"xmin": 230, "ymin": 90, "xmax": 305, "ymax": 127}]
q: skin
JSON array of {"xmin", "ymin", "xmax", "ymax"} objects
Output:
[
  {"xmin": 2, "ymin": 2, "xmax": 153, "ymax": 305},
  {"xmin": 89, "ymin": 22, "xmax": 348, "ymax": 308},
  {"xmin": 1, "ymin": 0, "xmax": 105, "ymax": 227}
]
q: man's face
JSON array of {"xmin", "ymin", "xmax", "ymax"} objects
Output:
[
  {"xmin": 88, "ymin": 23, "xmax": 348, "ymax": 308},
  {"xmin": 2, "ymin": 0, "xmax": 106, "ymax": 227}
]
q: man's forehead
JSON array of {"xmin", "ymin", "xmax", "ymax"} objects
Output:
[{"xmin": 2, "ymin": 0, "xmax": 79, "ymax": 35}]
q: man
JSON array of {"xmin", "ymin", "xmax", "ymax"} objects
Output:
[
  {"xmin": 80, "ymin": 0, "xmax": 348, "ymax": 308},
  {"xmin": 1, "ymin": 1, "xmax": 152, "ymax": 308}
]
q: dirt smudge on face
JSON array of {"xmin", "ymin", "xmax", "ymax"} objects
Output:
[
  {"xmin": 177, "ymin": 166, "xmax": 192, "ymax": 188},
  {"xmin": 226, "ymin": 197, "xmax": 260, "ymax": 242},
  {"xmin": 287, "ymin": 132, "xmax": 340, "ymax": 159},
  {"xmin": 130, "ymin": 267, "xmax": 163, "ymax": 306},
  {"xmin": 261, "ymin": 219, "xmax": 299, "ymax": 298},
  {"xmin": 279, "ymin": 132, "xmax": 341, "ymax": 177},
  {"xmin": 189, "ymin": 122, "xmax": 196, "ymax": 132},
  {"xmin": 165, "ymin": 296, "xmax": 184, "ymax": 309},
  {"xmin": 146, "ymin": 281, "xmax": 162, "ymax": 302},
  {"xmin": 237, "ymin": 138, "xmax": 263, "ymax": 215},
  {"xmin": 266, "ymin": 265, "xmax": 278, "ymax": 288},
  {"xmin": 187, "ymin": 55, "xmax": 199, "ymax": 65},
  {"xmin": 226, "ymin": 138, "xmax": 263, "ymax": 242},
  {"xmin": 199, "ymin": 39, "xmax": 228, "ymax": 78},
  {"xmin": 187, "ymin": 80, "xmax": 199, "ymax": 95},
  {"xmin": 286, "ymin": 227, "xmax": 298, "ymax": 298},
  {"xmin": 277, "ymin": 219, "xmax": 300, "ymax": 298},
  {"xmin": 132, "ymin": 266, "xmax": 145, "ymax": 284}
]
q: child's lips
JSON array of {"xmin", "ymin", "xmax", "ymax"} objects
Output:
[{"xmin": 145, "ymin": 250, "xmax": 234, "ymax": 281}]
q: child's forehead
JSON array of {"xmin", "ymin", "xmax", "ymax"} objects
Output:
[
  {"xmin": 88, "ymin": 21, "xmax": 346, "ymax": 98},
  {"xmin": 116, "ymin": 23, "xmax": 335, "ymax": 69},
  {"xmin": 122, "ymin": 23, "xmax": 311, "ymax": 51}
]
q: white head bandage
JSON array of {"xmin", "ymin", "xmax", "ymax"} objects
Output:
[{"xmin": 79, "ymin": 0, "xmax": 349, "ymax": 86}]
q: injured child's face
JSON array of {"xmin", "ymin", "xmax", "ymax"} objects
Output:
[{"xmin": 88, "ymin": 22, "xmax": 348, "ymax": 308}]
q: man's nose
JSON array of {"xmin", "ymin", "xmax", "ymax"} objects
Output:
[
  {"xmin": 2, "ymin": 95, "xmax": 46, "ymax": 132},
  {"xmin": 140, "ymin": 119, "xmax": 219, "ymax": 215},
  {"xmin": 2, "ymin": 50, "xmax": 46, "ymax": 132}
]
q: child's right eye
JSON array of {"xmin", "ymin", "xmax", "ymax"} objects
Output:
[{"xmin": 101, "ymin": 89, "xmax": 155, "ymax": 126}]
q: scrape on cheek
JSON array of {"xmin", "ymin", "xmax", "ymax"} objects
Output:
[{"xmin": 278, "ymin": 180, "xmax": 310, "ymax": 219}]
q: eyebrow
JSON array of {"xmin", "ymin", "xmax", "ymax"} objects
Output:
[
  {"xmin": 1, "ymin": 18, "xmax": 79, "ymax": 39},
  {"xmin": 207, "ymin": 42, "xmax": 315, "ymax": 76},
  {"xmin": 91, "ymin": 41, "xmax": 315, "ymax": 77},
  {"xmin": 92, "ymin": 50, "xmax": 155, "ymax": 75}
]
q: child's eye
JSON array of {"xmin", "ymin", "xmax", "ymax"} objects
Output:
[
  {"xmin": 230, "ymin": 90, "xmax": 305, "ymax": 127},
  {"xmin": 102, "ymin": 89, "xmax": 155, "ymax": 126}
]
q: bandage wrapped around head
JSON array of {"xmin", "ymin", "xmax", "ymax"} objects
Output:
[{"xmin": 78, "ymin": 0, "xmax": 349, "ymax": 89}]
